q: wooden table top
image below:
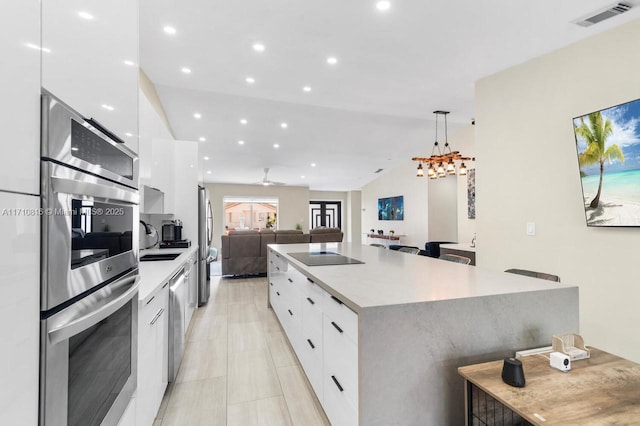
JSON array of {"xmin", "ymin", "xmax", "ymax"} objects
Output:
[{"xmin": 458, "ymin": 348, "xmax": 640, "ymax": 425}]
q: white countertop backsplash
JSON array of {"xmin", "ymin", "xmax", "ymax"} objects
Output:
[{"xmin": 138, "ymin": 245, "xmax": 198, "ymax": 302}]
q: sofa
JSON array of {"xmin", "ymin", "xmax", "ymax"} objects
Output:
[{"xmin": 220, "ymin": 227, "xmax": 343, "ymax": 275}]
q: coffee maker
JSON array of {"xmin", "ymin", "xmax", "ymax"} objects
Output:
[{"xmin": 160, "ymin": 219, "xmax": 190, "ymax": 248}]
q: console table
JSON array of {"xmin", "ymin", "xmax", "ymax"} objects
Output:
[
  {"xmin": 366, "ymin": 233, "xmax": 400, "ymax": 248},
  {"xmin": 458, "ymin": 347, "xmax": 640, "ymax": 425}
]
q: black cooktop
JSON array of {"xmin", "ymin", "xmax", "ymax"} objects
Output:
[{"xmin": 288, "ymin": 251, "xmax": 364, "ymax": 266}]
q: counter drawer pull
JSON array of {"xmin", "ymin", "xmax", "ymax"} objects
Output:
[
  {"xmin": 331, "ymin": 321, "xmax": 343, "ymax": 333},
  {"xmin": 276, "ymin": 254, "xmax": 280, "ymax": 258},
  {"xmin": 330, "ymin": 295, "xmax": 343, "ymax": 305},
  {"xmin": 288, "ymin": 278, "xmax": 293, "ymax": 283},
  {"xmin": 276, "ymin": 291, "xmax": 280, "ymax": 296},
  {"xmin": 276, "ymin": 266, "xmax": 280, "ymax": 271},
  {"xmin": 331, "ymin": 375, "xmax": 344, "ymax": 392},
  {"xmin": 150, "ymin": 308, "xmax": 165, "ymax": 325},
  {"xmin": 162, "ymin": 282, "xmax": 169, "ymax": 289},
  {"xmin": 145, "ymin": 295, "xmax": 155, "ymax": 305},
  {"xmin": 307, "ymin": 277, "xmax": 314, "ymax": 284},
  {"xmin": 288, "ymin": 309, "xmax": 293, "ymax": 316},
  {"xmin": 270, "ymin": 282, "xmax": 273, "ymax": 286},
  {"xmin": 306, "ymin": 297, "xmax": 315, "ymax": 305},
  {"xmin": 270, "ymin": 260, "xmax": 273, "ymax": 264},
  {"xmin": 307, "ymin": 339, "xmax": 315, "ymax": 349}
]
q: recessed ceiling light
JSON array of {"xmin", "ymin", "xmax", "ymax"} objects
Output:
[
  {"xmin": 163, "ymin": 26, "xmax": 176, "ymax": 35},
  {"xmin": 101, "ymin": 104, "xmax": 114, "ymax": 111},
  {"xmin": 193, "ymin": 112, "xmax": 201, "ymax": 119},
  {"xmin": 327, "ymin": 56, "xmax": 338, "ymax": 65},
  {"xmin": 273, "ymin": 143, "xmax": 280, "ymax": 148},
  {"xmin": 280, "ymin": 123, "xmax": 288, "ymax": 129},
  {"xmin": 311, "ymin": 163, "xmax": 317, "ymax": 167},
  {"xmin": 240, "ymin": 119, "xmax": 248, "ymax": 125},
  {"xmin": 303, "ymin": 86, "xmax": 312, "ymax": 92},
  {"xmin": 252, "ymin": 43, "xmax": 265, "ymax": 52},
  {"xmin": 238, "ymin": 140, "xmax": 245, "ymax": 145},
  {"xmin": 123, "ymin": 60, "xmax": 135, "ymax": 66},
  {"xmin": 125, "ymin": 132, "xmax": 133, "ymax": 137},
  {"xmin": 245, "ymin": 77, "xmax": 255, "ymax": 84},
  {"xmin": 203, "ymin": 156, "xmax": 209, "ymax": 160},
  {"xmin": 206, "ymin": 170, "xmax": 212, "ymax": 174},
  {"xmin": 199, "ymin": 137, "xmax": 206, "ymax": 142},
  {"xmin": 181, "ymin": 67, "xmax": 191, "ymax": 74},
  {"xmin": 190, "ymin": 164, "xmax": 194, "ymax": 168},
  {"xmin": 71, "ymin": 147, "xmax": 79, "ymax": 152},
  {"xmin": 78, "ymin": 11, "xmax": 94, "ymax": 20},
  {"xmin": 301, "ymin": 175, "xmax": 305, "ymax": 179},
  {"xmin": 376, "ymin": 1, "xmax": 391, "ymax": 11}
]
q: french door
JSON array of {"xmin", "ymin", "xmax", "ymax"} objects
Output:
[{"xmin": 309, "ymin": 201, "xmax": 341, "ymax": 229}]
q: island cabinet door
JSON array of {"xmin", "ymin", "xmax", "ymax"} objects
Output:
[
  {"xmin": 323, "ymin": 299, "xmax": 359, "ymax": 426},
  {"xmin": 299, "ymin": 278, "xmax": 325, "ymax": 401}
]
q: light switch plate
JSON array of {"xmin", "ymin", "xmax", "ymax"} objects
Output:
[{"xmin": 526, "ymin": 222, "xmax": 536, "ymax": 236}]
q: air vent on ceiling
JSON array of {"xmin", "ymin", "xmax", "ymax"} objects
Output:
[
  {"xmin": 374, "ymin": 168, "xmax": 384, "ymax": 174},
  {"xmin": 574, "ymin": 2, "xmax": 632, "ymax": 27}
]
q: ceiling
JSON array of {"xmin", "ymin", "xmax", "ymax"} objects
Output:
[{"xmin": 140, "ymin": 0, "xmax": 640, "ymax": 191}]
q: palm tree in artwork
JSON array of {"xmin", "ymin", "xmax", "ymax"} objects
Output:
[{"xmin": 575, "ymin": 112, "xmax": 624, "ymax": 208}]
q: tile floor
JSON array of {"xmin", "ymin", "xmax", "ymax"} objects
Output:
[{"xmin": 154, "ymin": 276, "xmax": 331, "ymax": 426}]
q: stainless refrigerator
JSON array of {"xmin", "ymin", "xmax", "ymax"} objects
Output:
[{"xmin": 197, "ymin": 185, "xmax": 212, "ymax": 305}]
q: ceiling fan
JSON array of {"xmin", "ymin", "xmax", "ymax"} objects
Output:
[{"xmin": 256, "ymin": 168, "xmax": 285, "ymax": 186}]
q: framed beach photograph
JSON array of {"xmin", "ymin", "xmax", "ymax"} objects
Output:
[{"xmin": 572, "ymin": 97, "xmax": 640, "ymax": 227}]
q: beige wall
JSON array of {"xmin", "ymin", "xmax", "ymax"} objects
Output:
[
  {"xmin": 206, "ymin": 183, "xmax": 310, "ymax": 250},
  {"xmin": 476, "ymin": 19, "xmax": 640, "ymax": 362},
  {"xmin": 361, "ymin": 126, "xmax": 476, "ymax": 248},
  {"xmin": 361, "ymin": 162, "xmax": 429, "ymax": 247}
]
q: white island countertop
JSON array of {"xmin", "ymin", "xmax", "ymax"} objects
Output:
[
  {"xmin": 269, "ymin": 242, "xmax": 573, "ymax": 313},
  {"xmin": 138, "ymin": 245, "xmax": 198, "ymax": 301}
]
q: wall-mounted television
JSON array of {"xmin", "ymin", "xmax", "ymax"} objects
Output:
[
  {"xmin": 572, "ymin": 97, "xmax": 640, "ymax": 227},
  {"xmin": 378, "ymin": 196, "xmax": 404, "ymax": 220}
]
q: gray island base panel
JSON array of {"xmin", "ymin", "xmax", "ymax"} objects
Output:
[{"xmin": 267, "ymin": 243, "xmax": 579, "ymax": 425}]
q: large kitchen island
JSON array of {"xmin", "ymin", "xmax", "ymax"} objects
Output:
[{"xmin": 267, "ymin": 243, "xmax": 579, "ymax": 425}]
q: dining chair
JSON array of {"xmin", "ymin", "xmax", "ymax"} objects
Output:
[
  {"xmin": 439, "ymin": 253, "xmax": 472, "ymax": 265},
  {"xmin": 397, "ymin": 246, "xmax": 420, "ymax": 255},
  {"xmin": 505, "ymin": 268, "xmax": 560, "ymax": 282}
]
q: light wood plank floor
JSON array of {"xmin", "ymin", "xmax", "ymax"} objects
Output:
[{"xmin": 154, "ymin": 276, "xmax": 331, "ymax": 426}]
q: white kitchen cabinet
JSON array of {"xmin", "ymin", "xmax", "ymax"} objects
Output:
[
  {"xmin": 0, "ymin": 192, "xmax": 40, "ymax": 424},
  {"xmin": 136, "ymin": 280, "xmax": 169, "ymax": 426},
  {"xmin": 0, "ymin": 0, "xmax": 40, "ymax": 194},
  {"xmin": 267, "ymin": 250, "xmax": 359, "ymax": 426},
  {"xmin": 171, "ymin": 140, "xmax": 199, "ymax": 242},
  {"xmin": 185, "ymin": 255, "xmax": 198, "ymax": 327},
  {"xmin": 41, "ymin": 0, "xmax": 138, "ymax": 152}
]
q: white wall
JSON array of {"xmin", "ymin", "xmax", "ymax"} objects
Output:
[
  {"xmin": 206, "ymin": 183, "xmax": 310, "ymax": 250},
  {"xmin": 476, "ymin": 19, "xmax": 640, "ymax": 362},
  {"xmin": 361, "ymin": 163, "xmax": 429, "ymax": 248},
  {"xmin": 452, "ymin": 125, "xmax": 476, "ymax": 244},
  {"xmin": 347, "ymin": 191, "xmax": 362, "ymax": 244}
]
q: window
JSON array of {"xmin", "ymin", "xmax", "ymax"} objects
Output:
[{"xmin": 223, "ymin": 197, "xmax": 278, "ymax": 231}]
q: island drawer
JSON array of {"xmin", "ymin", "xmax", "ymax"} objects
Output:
[
  {"xmin": 323, "ymin": 314, "xmax": 358, "ymax": 409},
  {"xmin": 302, "ymin": 290, "xmax": 323, "ymax": 333},
  {"xmin": 298, "ymin": 330, "xmax": 323, "ymax": 400},
  {"xmin": 323, "ymin": 369, "xmax": 358, "ymax": 426},
  {"xmin": 323, "ymin": 291, "xmax": 358, "ymax": 345}
]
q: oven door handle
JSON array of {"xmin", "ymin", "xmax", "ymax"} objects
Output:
[
  {"xmin": 48, "ymin": 275, "xmax": 140, "ymax": 345},
  {"xmin": 51, "ymin": 176, "xmax": 139, "ymax": 204}
]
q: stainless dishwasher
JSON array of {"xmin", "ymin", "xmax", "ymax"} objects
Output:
[{"xmin": 168, "ymin": 267, "xmax": 187, "ymax": 382}]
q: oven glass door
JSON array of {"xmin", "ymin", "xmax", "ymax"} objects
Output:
[
  {"xmin": 42, "ymin": 162, "xmax": 139, "ymax": 311},
  {"xmin": 41, "ymin": 272, "xmax": 139, "ymax": 426},
  {"xmin": 68, "ymin": 300, "xmax": 132, "ymax": 426}
]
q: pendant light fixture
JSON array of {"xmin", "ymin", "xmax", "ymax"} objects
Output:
[{"xmin": 412, "ymin": 111, "xmax": 474, "ymax": 179}]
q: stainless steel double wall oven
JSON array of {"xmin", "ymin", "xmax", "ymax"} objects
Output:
[{"xmin": 39, "ymin": 91, "xmax": 140, "ymax": 426}]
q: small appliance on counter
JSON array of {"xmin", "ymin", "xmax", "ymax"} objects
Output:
[
  {"xmin": 162, "ymin": 219, "xmax": 183, "ymax": 242},
  {"xmin": 160, "ymin": 219, "xmax": 190, "ymax": 248}
]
